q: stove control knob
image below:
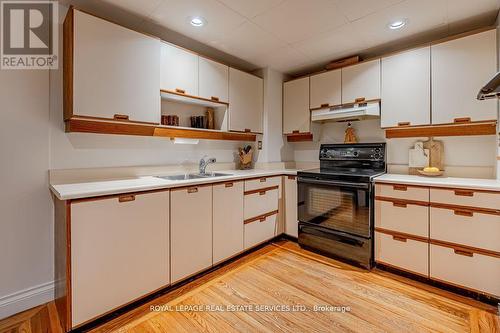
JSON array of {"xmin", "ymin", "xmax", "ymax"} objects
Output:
[
  {"xmin": 353, "ymin": 151, "xmax": 359, "ymax": 157},
  {"xmin": 374, "ymin": 148, "xmax": 381, "ymax": 153},
  {"xmin": 374, "ymin": 153, "xmax": 381, "ymax": 159}
]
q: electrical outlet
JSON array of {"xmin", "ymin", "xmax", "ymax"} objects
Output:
[{"xmin": 257, "ymin": 141, "xmax": 262, "ymax": 150}]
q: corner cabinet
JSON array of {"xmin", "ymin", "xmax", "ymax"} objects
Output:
[
  {"xmin": 341, "ymin": 59, "xmax": 381, "ymax": 104},
  {"xmin": 70, "ymin": 191, "xmax": 170, "ymax": 328},
  {"xmin": 431, "ymin": 29, "xmax": 497, "ymax": 124},
  {"xmin": 66, "ymin": 9, "xmax": 161, "ymax": 124},
  {"xmin": 229, "ymin": 68, "xmax": 264, "ymax": 133},
  {"xmin": 283, "ymin": 77, "xmax": 310, "ymax": 134},
  {"xmin": 160, "ymin": 42, "xmax": 199, "ymax": 96},
  {"xmin": 381, "ymin": 46, "xmax": 431, "ymax": 128}
]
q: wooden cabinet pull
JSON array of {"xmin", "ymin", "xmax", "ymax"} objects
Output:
[
  {"xmin": 354, "ymin": 97, "xmax": 365, "ymax": 103},
  {"xmin": 175, "ymin": 88, "xmax": 186, "ymax": 94},
  {"xmin": 259, "ymin": 217, "xmax": 266, "ymax": 222},
  {"xmin": 288, "ymin": 175, "xmax": 296, "ymax": 180},
  {"xmin": 454, "ymin": 190, "xmax": 474, "ymax": 197},
  {"xmin": 392, "ymin": 235, "xmax": 407, "ymax": 242},
  {"xmin": 259, "ymin": 191, "xmax": 266, "ymax": 196},
  {"xmin": 292, "ymin": 130, "xmax": 300, "ymax": 134},
  {"xmin": 244, "ymin": 128, "xmax": 251, "ymax": 132},
  {"xmin": 187, "ymin": 187, "xmax": 198, "ymax": 193},
  {"xmin": 393, "ymin": 185, "xmax": 407, "ymax": 191},
  {"xmin": 397, "ymin": 122, "xmax": 410, "ymax": 126},
  {"xmin": 454, "ymin": 210, "xmax": 473, "ymax": 217},
  {"xmin": 320, "ymin": 103, "xmax": 329, "ymax": 108},
  {"xmin": 259, "ymin": 178, "xmax": 266, "ymax": 183},
  {"xmin": 118, "ymin": 194, "xmax": 135, "ymax": 203},
  {"xmin": 454, "ymin": 249, "xmax": 473, "ymax": 257},
  {"xmin": 210, "ymin": 96, "xmax": 219, "ymax": 101},
  {"xmin": 393, "ymin": 202, "xmax": 407, "ymax": 208},
  {"xmin": 454, "ymin": 117, "xmax": 471, "ymax": 123},
  {"xmin": 225, "ymin": 182, "xmax": 233, "ymax": 188},
  {"xmin": 113, "ymin": 114, "xmax": 129, "ymax": 121}
]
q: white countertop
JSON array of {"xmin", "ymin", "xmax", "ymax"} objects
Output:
[
  {"xmin": 50, "ymin": 169, "xmax": 298, "ymax": 200},
  {"xmin": 374, "ymin": 174, "xmax": 500, "ymax": 191}
]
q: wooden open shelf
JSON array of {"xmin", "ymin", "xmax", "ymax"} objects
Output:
[
  {"xmin": 385, "ymin": 121, "xmax": 497, "ymax": 139},
  {"xmin": 65, "ymin": 117, "xmax": 256, "ymax": 142},
  {"xmin": 160, "ymin": 89, "xmax": 229, "ymax": 107},
  {"xmin": 285, "ymin": 132, "xmax": 314, "ymax": 142}
]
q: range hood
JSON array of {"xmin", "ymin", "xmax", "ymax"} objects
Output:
[
  {"xmin": 311, "ymin": 102, "xmax": 380, "ymax": 122},
  {"xmin": 477, "ymin": 71, "xmax": 500, "ymax": 100}
]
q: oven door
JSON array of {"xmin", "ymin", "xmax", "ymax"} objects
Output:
[{"xmin": 297, "ymin": 177, "xmax": 372, "ymax": 238}]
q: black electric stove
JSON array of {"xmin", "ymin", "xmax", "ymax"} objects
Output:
[{"xmin": 297, "ymin": 143, "xmax": 386, "ymax": 269}]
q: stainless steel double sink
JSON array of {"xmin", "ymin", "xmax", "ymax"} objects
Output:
[{"xmin": 156, "ymin": 172, "xmax": 232, "ymax": 181}]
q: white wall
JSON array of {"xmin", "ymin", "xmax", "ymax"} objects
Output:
[{"xmin": 292, "ymin": 119, "xmax": 497, "ymax": 178}]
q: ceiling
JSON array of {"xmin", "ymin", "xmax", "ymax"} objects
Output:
[{"xmin": 80, "ymin": 0, "xmax": 500, "ymax": 74}]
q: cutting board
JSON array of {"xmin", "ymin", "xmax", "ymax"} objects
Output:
[
  {"xmin": 408, "ymin": 142, "xmax": 429, "ymax": 175},
  {"xmin": 423, "ymin": 138, "xmax": 444, "ymax": 171}
]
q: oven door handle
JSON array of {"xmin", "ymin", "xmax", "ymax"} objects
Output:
[{"xmin": 297, "ymin": 177, "xmax": 369, "ymax": 189}]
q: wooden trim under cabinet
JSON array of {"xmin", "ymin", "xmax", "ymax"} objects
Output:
[
  {"xmin": 160, "ymin": 89, "xmax": 229, "ymax": 106},
  {"xmin": 63, "ymin": 7, "xmax": 74, "ymax": 121},
  {"xmin": 430, "ymin": 239, "xmax": 500, "ymax": 259},
  {"xmin": 244, "ymin": 185, "xmax": 279, "ymax": 196},
  {"xmin": 430, "ymin": 202, "xmax": 500, "ymax": 216},
  {"xmin": 375, "ymin": 196, "xmax": 430, "ymax": 207},
  {"xmin": 385, "ymin": 121, "xmax": 497, "ymax": 138},
  {"xmin": 285, "ymin": 132, "xmax": 313, "ymax": 142},
  {"xmin": 375, "ymin": 227, "xmax": 428, "ymax": 243}
]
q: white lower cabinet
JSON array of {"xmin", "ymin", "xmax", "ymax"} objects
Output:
[
  {"xmin": 375, "ymin": 199, "xmax": 428, "ymax": 238},
  {"xmin": 170, "ymin": 185, "xmax": 212, "ymax": 283},
  {"xmin": 284, "ymin": 175, "xmax": 298, "ymax": 237},
  {"xmin": 213, "ymin": 181, "xmax": 244, "ymax": 264},
  {"xmin": 244, "ymin": 213, "xmax": 277, "ymax": 249},
  {"xmin": 71, "ymin": 191, "xmax": 170, "ymax": 327}
]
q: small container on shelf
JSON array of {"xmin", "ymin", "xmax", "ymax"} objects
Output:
[
  {"xmin": 161, "ymin": 115, "xmax": 179, "ymax": 126},
  {"xmin": 190, "ymin": 116, "xmax": 206, "ymax": 129}
]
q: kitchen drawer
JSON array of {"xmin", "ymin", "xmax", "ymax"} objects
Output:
[
  {"xmin": 430, "ymin": 243, "xmax": 500, "ymax": 297},
  {"xmin": 375, "ymin": 200, "xmax": 428, "ymax": 238},
  {"xmin": 375, "ymin": 231, "xmax": 428, "ymax": 276},
  {"xmin": 430, "ymin": 207, "xmax": 500, "ymax": 252},
  {"xmin": 430, "ymin": 188, "xmax": 500, "ymax": 210},
  {"xmin": 244, "ymin": 187, "xmax": 278, "ymax": 220},
  {"xmin": 244, "ymin": 212, "xmax": 277, "ymax": 249},
  {"xmin": 376, "ymin": 183, "xmax": 429, "ymax": 202},
  {"xmin": 245, "ymin": 176, "xmax": 281, "ymax": 192}
]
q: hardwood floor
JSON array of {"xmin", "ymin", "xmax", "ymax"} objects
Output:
[{"xmin": 1, "ymin": 241, "xmax": 498, "ymax": 333}]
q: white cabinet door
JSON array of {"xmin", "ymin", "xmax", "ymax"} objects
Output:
[
  {"xmin": 310, "ymin": 69, "xmax": 341, "ymax": 109},
  {"xmin": 284, "ymin": 175, "xmax": 298, "ymax": 237},
  {"xmin": 160, "ymin": 42, "xmax": 198, "ymax": 96},
  {"xmin": 229, "ymin": 68, "xmax": 264, "ymax": 133},
  {"xmin": 73, "ymin": 10, "xmax": 160, "ymax": 123},
  {"xmin": 431, "ymin": 30, "xmax": 497, "ymax": 124},
  {"xmin": 342, "ymin": 59, "xmax": 381, "ymax": 103},
  {"xmin": 171, "ymin": 185, "xmax": 212, "ymax": 283},
  {"xmin": 381, "ymin": 47, "xmax": 431, "ymax": 128},
  {"xmin": 213, "ymin": 181, "xmax": 244, "ymax": 264},
  {"xmin": 283, "ymin": 77, "xmax": 310, "ymax": 134},
  {"xmin": 71, "ymin": 191, "xmax": 169, "ymax": 327},
  {"xmin": 199, "ymin": 56, "xmax": 229, "ymax": 103}
]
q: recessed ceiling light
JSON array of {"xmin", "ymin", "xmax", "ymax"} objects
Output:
[
  {"xmin": 388, "ymin": 19, "xmax": 407, "ymax": 30},
  {"xmin": 189, "ymin": 16, "xmax": 206, "ymax": 27}
]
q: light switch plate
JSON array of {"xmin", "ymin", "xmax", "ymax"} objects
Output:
[{"xmin": 257, "ymin": 141, "xmax": 262, "ymax": 150}]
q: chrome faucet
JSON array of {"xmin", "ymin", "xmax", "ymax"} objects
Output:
[{"xmin": 199, "ymin": 156, "xmax": 216, "ymax": 175}]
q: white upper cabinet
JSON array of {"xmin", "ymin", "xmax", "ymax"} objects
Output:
[
  {"xmin": 199, "ymin": 56, "xmax": 229, "ymax": 103},
  {"xmin": 341, "ymin": 59, "xmax": 381, "ymax": 104},
  {"xmin": 160, "ymin": 42, "xmax": 198, "ymax": 96},
  {"xmin": 310, "ymin": 69, "xmax": 341, "ymax": 109},
  {"xmin": 229, "ymin": 68, "xmax": 264, "ymax": 133},
  {"xmin": 283, "ymin": 77, "xmax": 310, "ymax": 134},
  {"xmin": 431, "ymin": 30, "xmax": 497, "ymax": 124},
  {"xmin": 381, "ymin": 47, "xmax": 431, "ymax": 128},
  {"xmin": 72, "ymin": 10, "xmax": 160, "ymax": 123}
]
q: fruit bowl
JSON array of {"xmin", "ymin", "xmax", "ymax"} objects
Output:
[{"xmin": 417, "ymin": 169, "xmax": 444, "ymax": 177}]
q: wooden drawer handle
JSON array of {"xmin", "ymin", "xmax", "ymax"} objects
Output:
[
  {"xmin": 454, "ymin": 117, "xmax": 471, "ymax": 123},
  {"xmin": 454, "ymin": 210, "xmax": 473, "ymax": 217},
  {"xmin": 259, "ymin": 178, "xmax": 267, "ymax": 183},
  {"xmin": 175, "ymin": 88, "xmax": 186, "ymax": 94},
  {"xmin": 454, "ymin": 190, "xmax": 474, "ymax": 197},
  {"xmin": 320, "ymin": 103, "xmax": 329, "ymax": 108},
  {"xmin": 187, "ymin": 187, "xmax": 198, "ymax": 193},
  {"xmin": 292, "ymin": 130, "xmax": 300, "ymax": 134},
  {"xmin": 393, "ymin": 185, "xmax": 407, "ymax": 191},
  {"xmin": 210, "ymin": 96, "xmax": 219, "ymax": 102},
  {"xmin": 244, "ymin": 128, "xmax": 251, "ymax": 132},
  {"xmin": 393, "ymin": 202, "xmax": 407, "ymax": 208},
  {"xmin": 113, "ymin": 114, "xmax": 129, "ymax": 121},
  {"xmin": 288, "ymin": 175, "xmax": 296, "ymax": 180},
  {"xmin": 259, "ymin": 191, "xmax": 267, "ymax": 196},
  {"xmin": 454, "ymin": 249, "xmax": 473, "ymax": 257},
  {"xmin": 259, "ymin": 216, "xmax": 267, "ymax": 222},
  {"xmin": 225, "ymin": 182, "xmax": 233, "ymax": 188},
  {"xmin": 354, "ymin": 97, "xmax": 365, "ymax": 103},
  {"xmin": 397, "ymin": 122, "xmax": 410, "ymax": 126},
  {"xmin": 118, "ymin": 194, "xmax": 135, "ymax": 203},
  {"xmin": 392, "ymin": 236, "xmax": 407, "ymax": 242}
]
